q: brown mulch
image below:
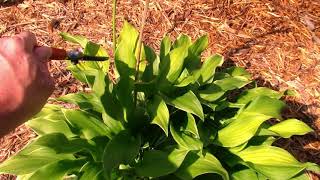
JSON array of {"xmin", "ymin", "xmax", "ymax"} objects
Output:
[{"xmin": 0, "ymin": 0, "xmax": 319, "ymax": 179}]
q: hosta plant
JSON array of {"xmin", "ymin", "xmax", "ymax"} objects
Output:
[{"xmin": 0, "ymin": 22, "xmax": 319, "ymax": 180}]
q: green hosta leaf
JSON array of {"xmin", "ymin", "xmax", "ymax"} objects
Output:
[
  {"xmin": 170, "ymin": 122, "xmax": 203, "ymax": 150},
  {"xmin": 305, "ymin": 162, "xmax": 320, "ymax": 173},
  {"xmin": 166, "ymin": 46, "xmax": 189, "ymax": 83},
  {"xmin": 197, "ymin": 121, "xmax": 217, "ymax": 147},
  {"xmin": 184, "ymin": 35, "xmax": 208, "ymax": 70},
  {"xmin": 284, "ymin": 89, "xmax": 299, "ymax": 97},
  {"xmin": 80, "ymin": 162, "xmax": 104, "ymax": 180},
  {"xmin": 199, "ymin": 84, "xmax": 225, "ymax": 102},
  {"xmin": 200, "ymin": 75, "xmax": 250, "ymax": 102},
  {"xmin": 28, "ymin": 159, "xmax": 85, "ymax": 180},
  {"xmin": 114, "ymin": 76, "xmax": 134, "ymax": 121},
  {"xmin": 84, "ymin": 41, "xmax": 109, "ymax": 58},
  {"xmin": 244, "ymin": 96, "xmax": 286, "ymax": 119},
  {"xmin": 92, "ymin": 70, "xmax": 109, "ymax": 97},
  {"xmin": 217, "ymin": 113, "xmax": 269, "ymax": 148},
  {"xmin": 235, "ymin": 146, "xmax": 310, "ymax": 180},
  {"xmin": 17, "ymin": 174, "xmax": 33, "ymax": 180},
  {"xmin": 236, "ymin": 87, "xmax": 282, "ymax": 105},
  {"xmin": 115, "ymin": 21, "xmax": 139, "ymax": 78},
  {"xmin": 60, "ymin": 32, "xmax": 88, "ymax": 48},
  {"xmin": 102, "ymin": 112, "xmax": 124, "ymax": 138},
  {"xmin": 173, "ymin": 34, "xmax": 192, "ymax": 49},
  {"xmin": 166, "ymin": 91, "xmax": 204, "ymax": 120},
  {"xmin": 175, "ymin": 69, "xmax": 199, "ymax": 87},
  {"xmin": 267, "ymin": 119, "xmax": 313, "ymax": 138},
  {"xmin": 289, "ymin": 173, "xmax": 310, "ymax": 180},
  {"xmin": 214, "ymin": 76, "xmax": 250, "ymax": 91},
  {"xmin": 229, "ymin": 142, "xmax": 249, "ymax": 153},
  {"xmin": 57, "ymin": 92, "xmax": 103, "ymax": 112},
  {"xmin": 147, "ymin": 95, "xmax": 170, "ymax": 136},
  {"xmin": 189, "ymin": 35, "xmax": 208, "ymax": 56},
  {"xmin": 0, "ymin": 145, "xmax": 73, "ymax": 175},
  {"xmin": 61, "ymin": 33, "xmax": 109, "ymax": 73},
  {"xmin": 67, "ymin": 65, "xmax": 97, "ymax": 85},
  {"xmin": 142, "ymin": 45, "xmax": 160, "ymax": 82},
  {"xmin": 31, "ymin": 133, "xmax": 100, "ymax": 160},
  {"xmin": 224, "ymin": 67, "xmax": 251, "ymax": 79},
  {"xmin": 198, "ymin": 54, "xmax": 224, "ymax": 84},
  {"xmin": 185, "ymin": 113, "xmax": 199, "ymax": 138},
  {"xmin": 160, "ymin": 36, "xmax": 171, "ymax": 61},
  {"xmin": 175, "ymin": 151, "xmax": 229, "ymax": 180},
  {"xmin": 217, "ymin": 96, "xmax": 286, "ymax": 147},
  {"xmin": 62, "ymin": 109, "xmax": 110, "ymax": 139},
  {"xmin": 176, "ymin": 53, "xmax": 223, "ymax": 87},
  {"xmin": 26, "ymin": 105, "xmax": 75, "ymax": 137},
  {"xmin": 102, "ymin": 131, "xmax": 141, "ymax": 180},
  {"xmin": 93, "ymin": 70, "xmax": 124, "ymax": 122},
  {"xmin": 135, "ymin": 148, "xmax": 189, "ymax": 177},
  {"xmin": 248, "ymin": 136, "xmax": 277, "ymax": 146},
  {"xmin": 82, "ymin": 41, "xmax": 110, "ymax": 71},
  {"xmin": 231, "ymin": 168, "xmax": 259, "ymax": 180}
]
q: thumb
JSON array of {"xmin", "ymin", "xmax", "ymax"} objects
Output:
[{"xmin": 34, "ymin": 46, "xmax": 52, "ymax": 61}]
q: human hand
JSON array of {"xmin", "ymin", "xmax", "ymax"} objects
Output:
[{"xmin": 0, "ymin": 32, "xmax": 54, "ymax": 136}]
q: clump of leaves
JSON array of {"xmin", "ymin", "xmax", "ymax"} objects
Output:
[{"xmin": 0, "ymin": 22, "xmax": 319, "ymax": 180}]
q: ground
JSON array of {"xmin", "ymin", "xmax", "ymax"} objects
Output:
[{"xmin": 0, "ymin": 0, "xmax": 319, "ymax": 179}]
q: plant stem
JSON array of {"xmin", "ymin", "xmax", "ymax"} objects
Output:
[
  {"xmin": 135, "ymin": 0, "xmax": 150, "ymax": 79},
  {"xmin": 134, "ymin": 0, "xmax": 150, "ymax": 107},
  {"xmin": 112, "ymin": 0, "xmax": 117, "ymax": 56}
]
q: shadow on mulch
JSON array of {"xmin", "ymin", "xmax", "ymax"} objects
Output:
[
  {"xmin": 0, "ymin": 0, "xmax": 24, "ymax": 7},
  {"xmin": 221, "ymin": 29, "xmax": 320, "ymax": 168}
]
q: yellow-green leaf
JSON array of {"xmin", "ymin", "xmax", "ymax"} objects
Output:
[
  {"xmin": 148, "ymin": 95, "xmax": 170, "ymax": 136},
  {"xmin": 198, "ymin": 54, "xmax": 224, "ymax": 84},
  {"xmin": 135, "ymin": 148, "xmax": 189, "ymax": 177},
  {"xmin": 167, "ymin": 91, "xmax": 204, "ymax": 120},
  {"xmin": 175, "ymin": 151, "xmax": 229, "ymax": 180},
  {"xmin": 268, "ymin": 119, "xmax": 313, "ymax": 138},
  {"xmin": 235, "ymin": 146, "xmax": 309, "ymax": 180}
]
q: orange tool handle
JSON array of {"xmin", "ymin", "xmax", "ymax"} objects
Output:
[
  {"xmin": 35, "ymin": 46, "xmax": 67, "ymax": 60},
  {"xmin": 49, "ymin": 47, "xmax": 67, "ymax": 60}
]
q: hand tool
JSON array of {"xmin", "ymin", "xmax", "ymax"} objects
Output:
[{"xmin": 44, "ymin": 46, "xmax": 109, "ymax": 64}]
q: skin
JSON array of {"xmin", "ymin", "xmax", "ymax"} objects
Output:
[{"xmin": 0, "ymin": 32, "xmax": 54, "ymax": 137}]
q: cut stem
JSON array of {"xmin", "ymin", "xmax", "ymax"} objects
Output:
[
  {"xmin": 135, "ymin": 0, "xmax": 150, "ymax": 79},
  {"xmin": 112, "ymin": 0, "xmax": 117, "ymax": 55},
  {"xmin": 134, "ymin": 0, "xmax": 150, "ymax": 107}
]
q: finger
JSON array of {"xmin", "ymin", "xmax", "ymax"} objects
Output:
[
  {"xmin": 34, "ymin": 46, "xmax": 52, "ymax": 62},
  {"xmin": 37, "ymin": 62, "xmax": 55, "ymax": 95},
  {"xmin": 16, "ymin": 32, "xmax": 37, "ymax": 53}
]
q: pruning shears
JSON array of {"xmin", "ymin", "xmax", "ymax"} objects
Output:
[{"xmin": 46, "ymin": 47, "xmax": 109, "ymax": 64}]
